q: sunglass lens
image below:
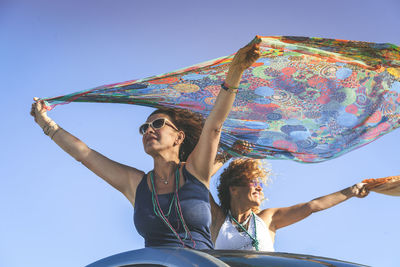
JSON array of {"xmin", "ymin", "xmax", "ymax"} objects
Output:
[
  {"xmin": 152, "ymin": 118, "xmax": 165, "ymax": 129},
  {"xmin": 250, "ymin": 180, "xmax": 262, "ymax": 188},
  {"xmin": 139, "ymin": 124, "xmax": 149, "ymax": 134}
]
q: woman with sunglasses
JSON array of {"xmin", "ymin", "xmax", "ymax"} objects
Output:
[
  {"xmin": 30, "ymin": 41, "xmax": 261, "ymax": 249},
  {"xmin": 211, "ymin": 158, "xmax": 369, "ymax": 251}
]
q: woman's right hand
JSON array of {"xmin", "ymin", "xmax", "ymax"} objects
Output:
[
  {"xmin": 232, "ymin": 140, "xmax": 255, "ymax": 155},
  {"xmin": 30, "ymin": 97, "xmax": 144, "ymax": 205}
]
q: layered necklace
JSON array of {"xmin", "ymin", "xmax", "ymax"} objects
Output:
[
  {"xmin": 229, "ymin": 211, "xmax": 259, "ymax": 251},
  {"xmin": 150, "ymin": 165, "xmax": 196, "ymax": 248}
]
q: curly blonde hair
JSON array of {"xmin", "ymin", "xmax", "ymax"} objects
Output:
[
  {"xmin": 217, "ymin": 158, "xmax": 269, "ymax": 213},
  {"xmin": 149, "ymin": 108, "xmax": 204, "ymax": 162}
]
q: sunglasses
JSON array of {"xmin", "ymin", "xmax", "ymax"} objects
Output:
[
  {"xmin": 235, "ymin": 179, "xmax": 263, "ymax": 188},
  {"xmin": 139, "ymin": 118, "xmax": 179, "ymax": 135},
  {"xmin": 249, "ymin": 179, "xmax": 263, "ymax": 188}
]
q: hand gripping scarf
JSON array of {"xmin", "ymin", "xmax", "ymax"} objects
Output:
[
  {"xmin": 363, "ymin": 176, "xmax": 400, "ymax": 196},
  {"xmin": 41, "ymin": 36, "xmax": 400, "ymax": 163}
]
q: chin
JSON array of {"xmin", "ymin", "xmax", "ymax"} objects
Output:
[
  {"xmin": 143, "ymin": 144, "xmax": 157, "ymax": 156},
  {"xmin": 253, "ymin": 201, "xmax": 261, "ymax": 207},
  {"xmin": 249, "ymin": 198, "xmax": 261, "ymax": 207}
]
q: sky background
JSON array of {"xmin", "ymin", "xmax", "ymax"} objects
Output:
[{"xmin": 1, "ymin": 0, "xmax": 399, "ymax": 266}]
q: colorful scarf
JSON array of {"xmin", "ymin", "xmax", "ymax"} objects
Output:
[
  {"xmin": 363, "ymin": 176, "xmax": 400, "ymax": 196},
  {"xmin": 42, "ymin": 36, "xmax": 400, "ymax": 163}
]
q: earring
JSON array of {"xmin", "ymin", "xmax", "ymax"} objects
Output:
[
  {"xmin": 175, "ymin": 132, "xmax": 184, "ymax": 145},
  {"xmin": 174, "ymin": 137, "xmax": 181, "ymax": 146}
]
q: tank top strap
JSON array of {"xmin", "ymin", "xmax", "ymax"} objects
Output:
[
  {"xmin": 137, "ymin": 173, "xmax": 148, "ymax": 191},
  {"xmin": 134, "ymin": 173, "xmax": 149, "ymax": 205},
  {"xmin": 139, "ymin": 173, "xmax": 147, "ymax": 187}
]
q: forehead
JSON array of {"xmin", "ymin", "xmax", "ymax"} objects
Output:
[
  {"xmin": 146, "ymin": 113, "xmax": 172, "ymax": 122},
  {"xmin": 239, "ymin": 176, "xmax": 261, "ymax": 182}
]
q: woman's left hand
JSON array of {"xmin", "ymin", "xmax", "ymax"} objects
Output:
[
  {"xmin": 230, "ymin": 39, "xmax": 261, "ymax": 72},
  {"xmin": 190, "ymin": 38, "xmax": 261, "ymax": 183},
  {"xmin": 350, "ymin": 183, "xmax": 370, "ymax": 198}
]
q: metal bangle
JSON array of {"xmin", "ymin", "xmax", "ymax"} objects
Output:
[
  {"xmin": 42, "ymin": 121, "xmax": 57, "ymax": 136},
  {"xmin": 50, "ymin": 127, "xmax": 62, "ymax": 140},
  {"xmin": 221, "ymin": 82, "xmax": 238, "ymax": 93}
]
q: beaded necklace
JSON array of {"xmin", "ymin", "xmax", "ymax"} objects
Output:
[
  {"xmin": 229, "ymin": 211, "xmax": 259, "ymax": 251},
  {"xmin": 150, "ymin": 165, "xmax": 196, "ymax": 248}
]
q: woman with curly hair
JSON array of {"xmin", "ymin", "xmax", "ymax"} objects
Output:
[
  {"xmin": 211, "ymin": 158, "xmax": 369, "ymax": 251},
  {"xmin": 30, "ymin": 41, "xmax": 261, "ymax": 249}
]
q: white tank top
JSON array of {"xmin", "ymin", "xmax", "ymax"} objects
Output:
[{"xmin": 215, "ymin": 213, "xmax": 275, "ymax": 252}]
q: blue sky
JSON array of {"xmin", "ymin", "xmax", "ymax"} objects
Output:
[{"xmin": 1, "ymin": 0, "xmax": 399, "ymax": 266}]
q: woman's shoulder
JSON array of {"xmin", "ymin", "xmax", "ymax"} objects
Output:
[
  {"xmin": 126, "ymin": 167, "xmax": 147, "ymax": 188},
  {"xmin": 257, "ymin": 208, "xmax": 277, "ymax": 222}
]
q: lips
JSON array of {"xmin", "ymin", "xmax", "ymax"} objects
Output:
[{"xmin": 144, "ymin": 134, "xmax": 158, "ymax": 143}]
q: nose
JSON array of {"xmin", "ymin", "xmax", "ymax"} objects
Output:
[{"xmin": 143, "ymin": 124, "xmax": 156, "ymax": 136}]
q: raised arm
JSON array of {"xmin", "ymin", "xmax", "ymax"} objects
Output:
[
  {"xmin": 260, "ymin": 183, "xmax": 369, "ymax": 231},
  {"xmin": 186, "ymin": 40, "xmax": 261, "ymax": 185},
  {"xmin": 30, "ymin": 98, "xmax": 144, "ymax": 205}
]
